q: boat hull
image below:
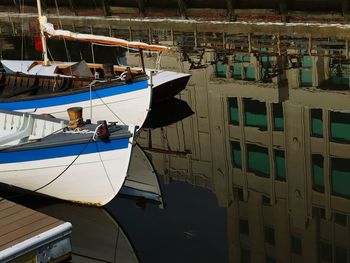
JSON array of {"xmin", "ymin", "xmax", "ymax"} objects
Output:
[
  {"xmin": 0, "ymin": 80, "xmax": 151, "ymax": 129},
  {"xmin": 0, "ymin": 129, "xmax": 135, "ymax": 206},
  {"xmin": 150, "ymin": 71, "xmax": 191, "ymax": 103},
  {"xmin": 1, "ymin": 60, "xmax": 190, "ymax": 104}
]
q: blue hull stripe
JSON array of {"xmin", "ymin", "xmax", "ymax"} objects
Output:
[
  {"xmin": 0, "ymin": 137, "xmax": 129, "ymax": 164},
  {"xmin": 0, "ymin": 80, "xmax": 148, "ymax": 110}
]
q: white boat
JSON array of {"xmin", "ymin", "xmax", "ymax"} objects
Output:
[
  {"xmin": 0, "ymin": 69, "xmax": 151, "ymax": 129},
  {"xmin": 0, "ymin": 0, "xmax": 175, "ymax": 128},
  {"xmin": 1, "ymin": 60, "xmax": 191, "ymax": 103},
  {"xmin": 0, "ymin": 109, "xmax": 135, "ymax": 206},
  {"xmin": 121, "ymin": 144, "xmax": 164, "ymax": 207}
]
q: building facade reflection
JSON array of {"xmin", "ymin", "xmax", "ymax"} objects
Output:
[{"xmin": 129, "ymin": 42, "xmax": 350, "ymax": 263}]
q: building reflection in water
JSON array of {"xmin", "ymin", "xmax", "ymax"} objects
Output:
[
  {"xmin": 2, "ymin": 30, "xmax": 350, "ymax": 262},
  {"xmin": 130, "ymin": 40, "xmax": 350, "ymax": 263}
]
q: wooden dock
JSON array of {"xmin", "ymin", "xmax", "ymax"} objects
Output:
[{"xmin": 0, "ymin": 198, "xmax": 72, "ymax": 263}]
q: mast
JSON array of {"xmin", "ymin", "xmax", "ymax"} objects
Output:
[
  {"xmin": 139, "ymin": 49, "xmax": 145, "ymax": 73},
  {"xmin": 36, "ymin": 0, "xmax": 50, "ymax": 66}
]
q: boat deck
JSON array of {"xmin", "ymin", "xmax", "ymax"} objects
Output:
[{"xmin": 0, "ymin": 198, "xmax": 72, "ymax": 262}]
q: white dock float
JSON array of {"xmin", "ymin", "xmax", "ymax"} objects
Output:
[{"xmin": 0, "ymin": 199, "xmax": 72, "ymax": 263}]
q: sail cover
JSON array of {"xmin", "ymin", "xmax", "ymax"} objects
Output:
[{"xmin": 40, "ymin": 16, "xmax": 172, "ymax": 52}]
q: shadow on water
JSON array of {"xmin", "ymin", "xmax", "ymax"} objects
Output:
[{"xmin": 144, "ymin": 98, "xmax": 194, "ymax": 129}]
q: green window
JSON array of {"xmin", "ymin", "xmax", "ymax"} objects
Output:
[
  {"xmin": 244, "ymin": 98, "xmax": 267, "ymax": 129},
  {"xmin": 272, "ymin": 103, "xmax": 284, "ymax": 131},
  {"xmin": 300, "ymin": 55, "xmax": 313, "ymax": 87},
  {"xmin": 319, "ymin": 208, "xmax": 326, "ymax": 219},
  {"xmin": 262, "ymin": 195, "xmax": 271, "ymax": 205},
  {"xmin": 228, "ymin": 98, "xmax": 239, "ymax": 125},
  {"xmin": 231, "ymin": 141, "xmax": 242, "ymax": 168},
  {"xmin": 311, "ymin": 109, "xmax": 323, "ymax": 137},
  {"xmin": 329, "ymin": 59, "xmax": 349, "ymax": 88},
  {"xmin": 291, "ymin": 234, "xmax": 302, "ymax": 255},
  {"xmin": 266, "ymin": 256, "xmax": 276, "ymax": 263},
  {"xmin": 261, "ymin": 66, "xmax": 273, "ymax": 83},
  {"xmin": 312, "ymin": 154, "xmax": 324, "ymax": 192},
  {"xmin": 240, "ymin": 248, "xmax": 250, "ymax": 263},
  {"xmin": 244, "ymin": 66, "xmax": 255, "ymax": 81},
  {"xmin": 247, "ymin": 144, "xmax": 269, "ymax": 177},
  {"xmin": 275, "ymin": 150, "xmax": 286, "ymax": 181},
  {"xmin": 300, "ymin": 70, "xmax": 313, "ymax": 87},
  {"xmin": 264, "ymin": 226, "xmax": 275, "ymax": 245},
  {"xmin": 233, "ymin": 64, "xmax": 243, "ymax": 80},
  {"xmin": 239, "ymin": 219, "xmax": 249, "ymax": 235},
  {"xmin": 235, "ymin": 55, "xmax": 251, "ymax": 63},
  {"xmin": 216, "ymin": 62, "xmax": 227, "ymax": 77},
  {"xmin": 335, "ymin": 246, "xmax": 347, "ymax": 263},
  {"xmin": 331, "ymin": 158, "xmax": 350, "ymax": 198},
  {"xmin": 330, "ymin": 111, "xmax": 350, "ymax": 142},
  {"xmin": 232, "ymin": 55, "xmax": 255, "ymax": 81},
  {"xmin": 334, "ymin": 213, "xmax": 347, "ymax": 226},
  {"xmin": 301, "ymin": 55, "xmax": 312, "ymax": 68},
  {"xmin": 320, "ymin": 241, "xmax": 333, "ymax": 262}
]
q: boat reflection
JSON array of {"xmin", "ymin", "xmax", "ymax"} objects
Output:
[
  {"xmin": 143, "ymin": 97, "xmax": 194, "ymax": 129},
  {"xmin": 39, "ymin": 203, "xmax": 139, "ymax": 263},
  {"xmin": 3, "ymin": 194, "xmax": 139, "ymax": 263},
  {"xmin": 121, "ymin": 143, "xmax": 164, "ymax": 208}
]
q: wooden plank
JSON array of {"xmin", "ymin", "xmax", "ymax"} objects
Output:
[
  {"xmin": 0, "ymin": 209, "xmax": 36, "ymax": 227},
  {"xmin": 0, "ymin": 221, "xmax": 63, "ymax": 251},
  {"xmin": 0, "ymin": 205, "xmax": 27, "ymax": 220},
  {"xmin": 0, "ymin": 212, "xmax": 48, "ymax": 238},
  {"xmin": 0, "ymin": 217, "xmax": 60, "ymax": 250},
  {"xmin": 0, "ymin": 200, "xmax": 17, "ymax": 212},
  {"xmin": 0, "ymin": 199, "xmax": 65, "ymax": 251}
]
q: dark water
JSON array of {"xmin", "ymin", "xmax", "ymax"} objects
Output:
[{"xmin": 2, "ymin": 34, "xmax": 350, "ymax": 263}]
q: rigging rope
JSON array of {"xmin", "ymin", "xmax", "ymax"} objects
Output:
[
  {"xmin": 20, "ymin": 0, "xmax": 24, "ymax": 62},
  {"xmin": 54, "ymin": 0, "xmax": 71, "ymax": 64},
  {"xmin": 0, "ymin": 133, "xmax": 93, "ymax": 203}
]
